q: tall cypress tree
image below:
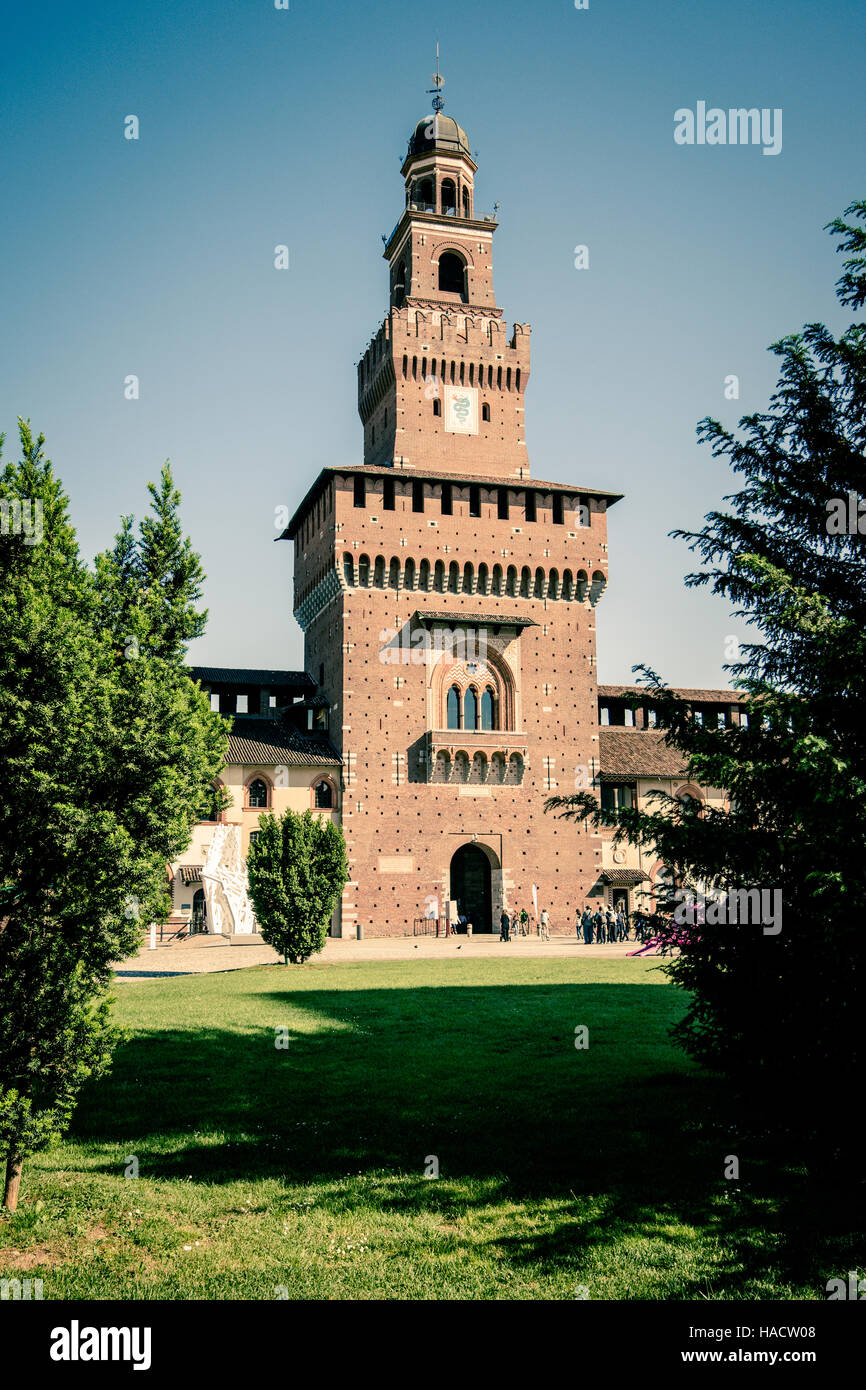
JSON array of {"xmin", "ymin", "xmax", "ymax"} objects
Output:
[{"xmin": 0, "ymin": 429, "xmax": 227, "ymax": 1209}]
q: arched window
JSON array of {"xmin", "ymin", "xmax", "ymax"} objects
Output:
[
  {"xmin": 438, "ymin": 252, "xmax": 466, "ymax": 298},
  {"xmin": 419, "ymin": 558, "xmax": 431, "ymax": 590},
  {"xmin": 463, "ymin": 562, "xmax": 474, "ymax": 593},
  {"xmin": 534, "ymin": 567, "xmax": 545, "ymax": 598},
  {"xmin": 447, "ymin": 685, "xmax": 461, "ymax": 730},
  {"xmin": 248, "ymin": 778, "xmax": 269, "ymax": 809},
  {"xmin": 462, "ymin": 186, "xmax": 471, "ymax": 217},
  {"xmin": 433, "ymin": 398, "xmax": 441, "ymax": 416},
  {"xmin": 481, "ymin": 686, "xmax": 496, "ymax": 730},
  {"xmin": 358, "ymin": 554, "xmax": 370, "ymax": 586},
  {"xmin": 548, "ymin": 569, "xmax": 560, "ymax": 599},
  {"xmin": 520, "ymin": 567, "xmax": 531, "ymax": 598},
  {"xmin": 590, "ymin": 570, "xmax": 607, "ymax": 605},
  {"xmin": 343, "ymin": 553, "xmax": 354, "ymax": 587},
  {"xmin": 477, "ymin": 563, "xmax": 489, "ymax": 595},
  {"xmin": 562, "ymin": 569, "xmax": 574, "ymax": 600},
  {"xmin": 492, "ymin": 564, "xmax": 503, "ymax": 595},
  {"xmin": 373, "ymin": 556, "xmax": 385, "ymax": 588},
  {"xmin": 388, "ymin": 558, "xmax": 400, "ymax": 589},
  {"xmin": 440, "ymin": 178, "xmax": 456, "ymax": 214},
  {"xmin": 404, "ymin": 558, "xmax": 416, "ymax": 591},
  {"xmin": 434, "ymin": 561, "xmax": 446, "ymax": 593},
  {"xmin": 470, "ymin": 752, "xmax": 487, "ymax": 784},
  {"xmin": 482, "ymin": 402, "xmax": 490, "ymax": 422},
  {"xmin": 418, "ymin": 178, "xmax": 433, "ymax": 208},
  {"xmin": 313, "ymin": 780, "xmax": 333, "ymax": 809},
  {"xmin": 506, "ymin": 566, "xmax": 517, "ymax": 596},
  {"xmin": 464, "ymin": 686, "xmax": 478, "ymax": 731},
  {"xmin": 448, "ymin": 562, "xmax": 460, "ymax": 593},
  {"xmin": 506, "ymin": 753, "xmax": 524, "ymax": 785},
  {"xmin": 433, "ymin": 751, "xmax": 452, "ymax": 783}
]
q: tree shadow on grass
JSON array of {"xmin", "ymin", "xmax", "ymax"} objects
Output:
[{"xmin": 70, "ymin": 980, "xmax": 864, "ymax": 1297}]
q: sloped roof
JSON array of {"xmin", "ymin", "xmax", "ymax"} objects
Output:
[
  {"xmin": 226, "ymin": 718, "xmax": 340, "ymax": 768},
  {"xmin": 412, "ymin": 609, "xmax": 537, "ymax": 629},
  {"xmin": 598, "ymin": 729, "xmax": 688, "ymax": 780},
  {"xmin": 280, "ymin": 466, "xmax": 622, "ymax": 539},
  {"xmin": 599, "ymin": 869, "xmax": 649, "ymax": 886},
  {"xmin": 597, "ymin": 684, "xmax": 745, "ymax": 705},
  {"xmin": 189, "ymin": 666, "xmax": 313, "ymax": 689}
]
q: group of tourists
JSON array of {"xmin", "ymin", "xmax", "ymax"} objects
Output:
[
  {"xmin": 576, "ymin": 905, "xmax": 654, "ymax": 944},
  {"xmin": 499, "ymin": 906, "xmax": 550, "ymax": 941}
]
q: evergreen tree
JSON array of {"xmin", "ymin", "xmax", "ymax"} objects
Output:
[
  {"xmin": 247, "ymin": 808, "xmax": 348, "ymax": 965},
  {"xmin": 547, "ymin": 202, "xmax": 866, "ymax": 1167},
  {"xmin": 0, "ymin": 427, "xmax": 227, "ymax": 1209}
]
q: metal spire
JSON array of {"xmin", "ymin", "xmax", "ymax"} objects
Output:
[{"xmin": 427, "ymin": 43, "xmax": 444, "ymax": 114}]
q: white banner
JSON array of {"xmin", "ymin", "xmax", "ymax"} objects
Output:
[
  {"xmin": 444, "ymin": 385, "xmax": 478, "ymax": 434},
  {"xmin": 532, "ymin": 883, "xmax": 539, "ymax": 919}
]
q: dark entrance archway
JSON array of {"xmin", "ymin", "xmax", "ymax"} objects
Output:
[
  {"xmin": 192, "ymin": 887, "xmax": 207, "ymax": 933},
  {"xmin": 450, "ymin": 843, "xmax": 492, "ymax": 934}
]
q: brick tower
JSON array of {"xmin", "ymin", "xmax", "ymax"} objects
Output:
[{"xmin": 283, "ymin": 88, "xmax": 620, "ymax": 937}]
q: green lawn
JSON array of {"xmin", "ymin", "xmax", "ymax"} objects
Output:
[{"xmin": 0, "ymin": 956, "xmax": 856, "ymax": 1300}]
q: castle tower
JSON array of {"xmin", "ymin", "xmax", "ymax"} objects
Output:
[
  {"xmin": 283, "ymin": 82, "xmax": 620, "ymax": 938},
  {"xmin": 358, "ymin": 105, "xmax": 530, "ymax": 476}
]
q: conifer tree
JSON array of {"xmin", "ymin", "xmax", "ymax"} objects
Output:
[
  {"xmin": 0, "ymin": 428, "xmax": 227, "ymax": 1208},
  {"xmin": 547, "ymin": 203, "xmax": 866, "ymax": 1167}
]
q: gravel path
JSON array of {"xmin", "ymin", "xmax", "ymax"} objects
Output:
[{"xmin": 114, "ymin": 934, "xmax": 648, "ymax": 978}]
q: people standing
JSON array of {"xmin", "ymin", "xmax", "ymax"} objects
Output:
[
  {"xmin": 582, "ymin": 906, "xmax": 594, "ymax": 945},
  {"xmin": 520, "ymin": 906, "xmax": 530, "ymax": 937},
  {"xmin": 540, "ymin": 907, "xmax": 550, "ymax": 941},
  {"xmin": 500, "ymin": 908, "xmax": 510, "ymax": 942}
]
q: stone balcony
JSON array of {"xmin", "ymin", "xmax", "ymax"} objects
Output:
[{"xmin": 424, "ymin": 729, "xmax": 528, "ymax": 784}]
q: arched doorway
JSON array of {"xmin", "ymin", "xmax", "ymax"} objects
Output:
[
  {"xmin": 450, "ymin": 843, "xmax": 492, "ymax": 934},
  {"xmin": 192, "ymin": 887, "xmax": 207, "ymax": 933}
]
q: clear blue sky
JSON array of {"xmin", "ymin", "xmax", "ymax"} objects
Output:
[{"xmin": 2, "ymin": 0, "xmax": 863, "ymax": 686}]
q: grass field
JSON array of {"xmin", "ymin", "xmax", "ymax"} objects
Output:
[{"xmin": 0, "ymin": 956, "xmax": 857, "ymax": 1300}]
